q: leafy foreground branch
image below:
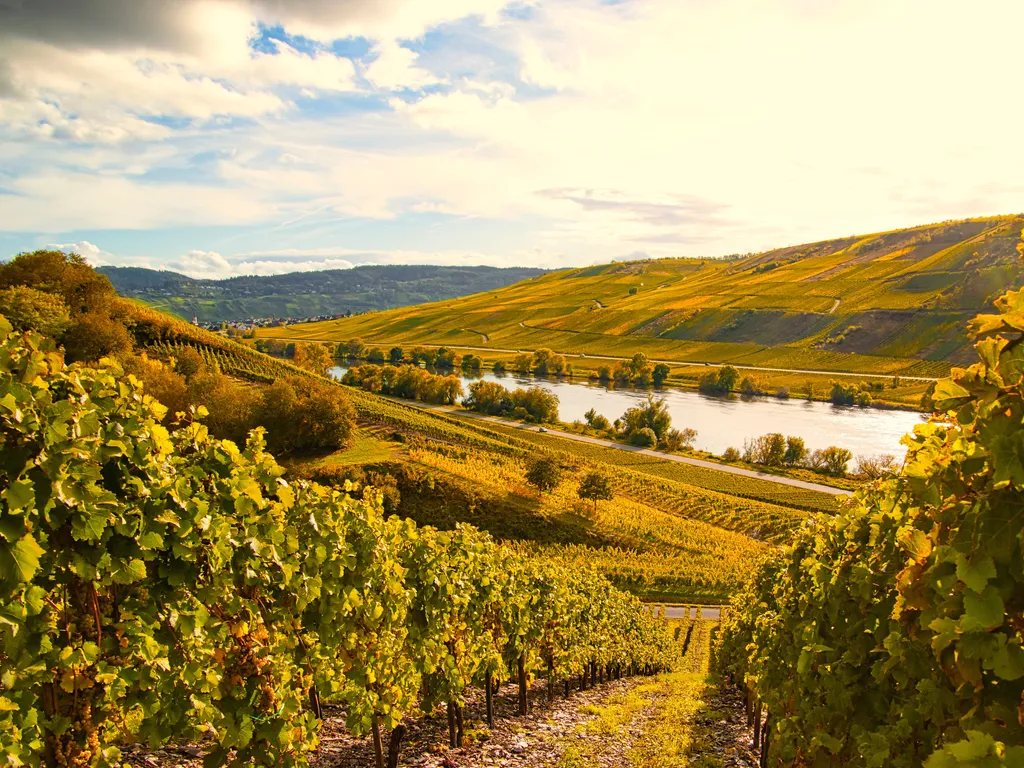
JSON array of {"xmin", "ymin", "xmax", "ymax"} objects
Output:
[
  {"xmin": 715, "ymin": 276, "xmax": 1024, "ymax": 763},
  {"xmin": 0, "ymin": 321, "xmax": 675, "ymax": 768}
]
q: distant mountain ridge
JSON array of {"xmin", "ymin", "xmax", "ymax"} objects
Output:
[{"xmin": 99, "ymin": 264, "xmax": 550, "ymax": 323}]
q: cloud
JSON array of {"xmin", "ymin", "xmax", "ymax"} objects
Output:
[
  {"xmin": 51, "ymin": 240, "xmax": 118, "ymax": 267},
  {"xmin": 169, "ymin": 250, "xmax": 234, "ymax": 279},
  {"xmin": 4, "ymin": 0, "xmax": 1024, "ymax": 271}
]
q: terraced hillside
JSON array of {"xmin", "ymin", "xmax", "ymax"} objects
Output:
[
  {"xmin": 260, "ymin": 215, "xmax": 1024, "ymax": 376},
  {"xmin": 97, "ymin": 303, "xmax": 817, "ymax": 602}
]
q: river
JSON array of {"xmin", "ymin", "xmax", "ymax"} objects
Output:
[{"xmin": 330, "ymin": 366, "xmax": 926, "ymax": 461}]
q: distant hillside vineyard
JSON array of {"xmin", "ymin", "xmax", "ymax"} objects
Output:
[
  {"xmin": 99, "ymin": 264, "xmax": 550, "ymax": 323},
  {"xmin": 262, "ymin": 215, "xmax": 1024, "ymax": 376}
]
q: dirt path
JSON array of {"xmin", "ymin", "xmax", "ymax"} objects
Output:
[{"xmin": 829, "ymin": 298, "xmax": 841, "ymax": 314}]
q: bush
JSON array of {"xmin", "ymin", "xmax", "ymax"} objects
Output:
[
  {"xmin": 294, "ymin": 342, "xmax": 335, "ymax": 375},
  {"xmin": 389, "ymin": 346, "xmax": 405, "ymax": 364},
  {"xmin": 662, "ymin": 427, "xmax": 697, "ymax": 452},
  {"xmin": 257, "ymin": 375, "xmax": 355, "ymax": 455},
  {"xmin": 597, "ymin": 365, "xmax": 612, "ymax": 383},
  {"xmin": 698, "ymin": 365, "xmax": 738, "ymax": 395},
  {"xmin": 584, "ymin": 408, "xmax": 611, "ymax": 431},
  {"xmin": 366, "ymin": 347, "xmax": 386, "ymax": 364},
  {"xmin": 628, "ymin": 427, "xmax": 658, "ymax": 447},
  {"xmin": 830, "ymin": 382, "xmax": 858, "ymax": 406},
  {"xmin": 743, "ymin": 433, "xmax": 786, "ymax": 466},
  {"xmin": 814, "ymin": 445, "xmax": 853, "ymax": 475},
  {"xmin": 775, "ymin": 386, "xmax": 790, "ymax": 399},
  {"xmin": 721, "ymin": 447, "xmax": 741, "ymax": 462},
  {"xmin": 619, "ymin": 395, "xmax": 672, "ymax": 441},
  {"xmin": 525, "ymin": 455, "xmax": 562, "ymax": 493},
  {"xmin": 491, "ymin": 360, "xmax": 506, "ymax": 375},
  {"xmin": 855, "ymin": 453, "xmax": 898, "ymax": 479},
  {"xmin": 652, "ymin": 363, "xmax": 671, "ymax": 385},
  {"xmin": 739, "ymin": 376, "xmax": 761, "ymax": 397},
  {"xmin": 0, "ymin": 285, "xmax": 72, "ymax": 338},
  {"xmin": 0, "ymin": 248, "xmax": 114, "ymax": 314},
  {"xmin": 62, "ymin": 311, "xmax": 133, "ymax": 362}
]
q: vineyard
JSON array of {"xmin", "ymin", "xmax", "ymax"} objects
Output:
[
  {"xmin": 261, "ymin": 215, "xmax": 1024, "ymax": 379},
  {"xmin": 714, "ymin": 279, "xmax": 1024, "ymax": 764},
  {"xmin": 0, "ymin": 324, "xmax": 677, "ymax": 767}
]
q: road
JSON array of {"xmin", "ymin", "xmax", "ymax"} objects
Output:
[
  {"xmin": 658, "ymin": 606, "xmax": 723, "ymax": 620},
  {"xmin": 418, "ymin": 403, "xmax": 853, "ymax": 497},
  {"xmin": 269, "ymin": 335, "xmax": 938, "ymax": 382}
]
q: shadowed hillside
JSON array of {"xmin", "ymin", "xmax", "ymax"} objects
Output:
[{"xmin": 99, "ymin": 264, "xmax": 549, "ymax": 323}]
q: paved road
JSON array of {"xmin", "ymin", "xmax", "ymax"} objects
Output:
[
  {"xmin": 421, "ymin": 404, "xmax": 853, "ymax": 497},
  {"xmin": 269, "ymin": 335, "xmax": 938, "ymax": 382},
  {"xmin": 662, "ymin": 606, "xmax": 722, "ymax": 620}
]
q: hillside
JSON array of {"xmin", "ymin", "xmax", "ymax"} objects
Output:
[
  {"xmin": 261, "ymin": 215, "xmax": 1024, "ymax": 377},
  {"xmin": 99, "ymin": 264, "xmax": 549, "ymax": 323}
]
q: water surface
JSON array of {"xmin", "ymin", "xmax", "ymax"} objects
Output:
[{"xmin": 330, "ymin": 366, "xmax": 925, "ymax": 460}]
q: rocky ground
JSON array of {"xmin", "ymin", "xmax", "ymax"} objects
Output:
[{"xmin": 122, "ymin": 672, "xmax": 760, "ymax": 768}]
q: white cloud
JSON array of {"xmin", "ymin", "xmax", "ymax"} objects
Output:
[
  {"xmin": 364, "ymin": 40, "xmax": 442, "ymax": 90},
  {"xmin": 4, "ymin": 0, "xmax": 1024, "ymax": 267},
  {"xmin": 169, "ymin": 250, "xmax": 234, "ymax": 279},
  {"xmin": 51, "ymin": 240, "xmax": 118, "ymax": 267}
]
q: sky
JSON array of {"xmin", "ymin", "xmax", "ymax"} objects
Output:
[{"xmin": 1, "ymin": 0, "xmax": 1023, "ymax": 279}]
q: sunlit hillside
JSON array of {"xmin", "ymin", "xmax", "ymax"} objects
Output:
[{"xmin": 261, "ymin": 215, "xmax": 1024, "ymax": 376}]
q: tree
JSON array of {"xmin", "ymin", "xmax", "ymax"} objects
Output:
[
  {"xmin": 367, "ymin": 347, "xmax": 386, "ymax": 364},
  {"xmin": 716, "ymin": 365, "xmax": 739, "ymax": 392},
  {"xmin": 0, "ymin": 248, "xmax": 115, "ymax": 315},
  {"xmin": 512, "ymin": 353, "xmax": 533, "ymax": 375},
  {"xmin": 62, "ymin": 311, "xmax": 133, "ymax": 362},
  {"xmin": 739, "ymin": 376, "xmax": 760, "ymax": 396},
  {"xmin": 526, "ymin": 456, "xmax": 561, "ymax": 493},
  {"xmin": 652, "ymin": 363, "xmax": 670, "ymax": 385},
  {"xmin": 577, "ymin": 470, "xmax": 614, "ymax": 510},
  {"xmin": 465, "ymin": 380, "xmax": 509, "ymax": 415},
  {"xmin": 619, "ymin": 395, "xmax": 672, "ymax": 441},
  {"xmin": 584, "ymin": 408, "xmax": 611, "ymax": 431},
  {"xmin": 820, "ymin": 445, "xmax": 853, "ymax": 475},
  {"xmin": 0, "ymin": 285, "xmax": 71, "ymax": 338},
  {"xmin": 389, "ymin": 346, "xmax": 405, "ymax": 364},
  {"xmin": 294, "ymin": 342, "xmax": 334, "ymax": 376},
  {"xmin": 256, "ymin": 375, "xmax": 355, "ymax": 455},
  {"xmin": 663, "ymin": 427, "xmax": 697, "ymax": 452},
  {"xmin": 855, "ymin": 453, "xmax": 898, "ymax": 479},
  {"xmin": 345, "ymin": 338, "xmax": 367, "ymax": 358},
  {"xmin": 783, "ymin": 436, "xmax": 807, "ymax": 466},
  {"xmin": 491, "ymin": 360, "xmax": 506, "ymax": 375}
]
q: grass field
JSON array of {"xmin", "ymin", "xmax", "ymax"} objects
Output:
[{"xmin": 258, "ymin": 215, "xmax": 1024, "ymax": 378}]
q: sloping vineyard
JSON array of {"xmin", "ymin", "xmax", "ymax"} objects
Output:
[
  {"xmin": 715, "ymin": 283, "xmax": 1024, "ymax": 766},
  {"xmin": 0, "ymin": 325, "xmax": 675, "ymax": 768}
]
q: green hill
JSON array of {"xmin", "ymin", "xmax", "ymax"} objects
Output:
[
  {"xmin": 261, "ymin": 215, "xmax": 1024, "ymax": 377},
  {"xmin": 98, "ymin": 263, "xmax": 549, "ymax": 323}
]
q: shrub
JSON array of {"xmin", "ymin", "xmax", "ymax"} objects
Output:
[
  {"xmin": 62, "ymin": 311, "xmax": 133, "ymax": 362},
  {"xmin": 389, "ymin": 346, "xmax": 405, "ymax": 364},
  {"xmin": 721, "ymin": 447, "xmax": 741, "ymax": 462},
  {"xmin": 662, "ymin": 427, "xmax": 697, "ymax": 452},
  {"xmin": 491, "ymin": 360, "xmax": 506, "ymax": 375},
  {"xmin": 739, "ymin": 377, "xmax": 761, "ymax": 397},
  {"xmin": 0, "ymin": 285, "xmax": 71, "ymax": 338},
  {"xmin": 775, "ymin": 386, "xmax": 790, "ymax": 399},
  {"xmin": 698, "ymin": 365, "xmax": 738, "ymax": 395},
  {"xmin": 819, "ymin": 445, "xmax": 853, "ymax": 475},
  {"xmin": 743, "ymin": 433, "xmax": 786, "ymax": 466},
  {"xmin": 855, "ymin": 453, "xmax": 899, "ymax": 479},
  {"xmin": 628, "ymin": 427, "xmax": 657, "ymax": 447},
  {"xmin": 366, "ymin": 347, "xmax": 387, "ymax": 364},
  {"xmin": 294, "ymin": 342, "xmax": 335, "ymax": 375},
  {"xmin": 652, "ymin": 363, "xmax": 670, "ymax": 385},
  {"xmin": 257, "ymin": 375, "xmax": 355, "ymax": 455},
  {"xmin": 619, "ymin": 395, "xmax": 672, "ymax": 441}
]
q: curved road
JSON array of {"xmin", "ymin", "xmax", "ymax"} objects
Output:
[{"xmin": 417, "ymin": 403, "xmax": 853, "ymax": 497}]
